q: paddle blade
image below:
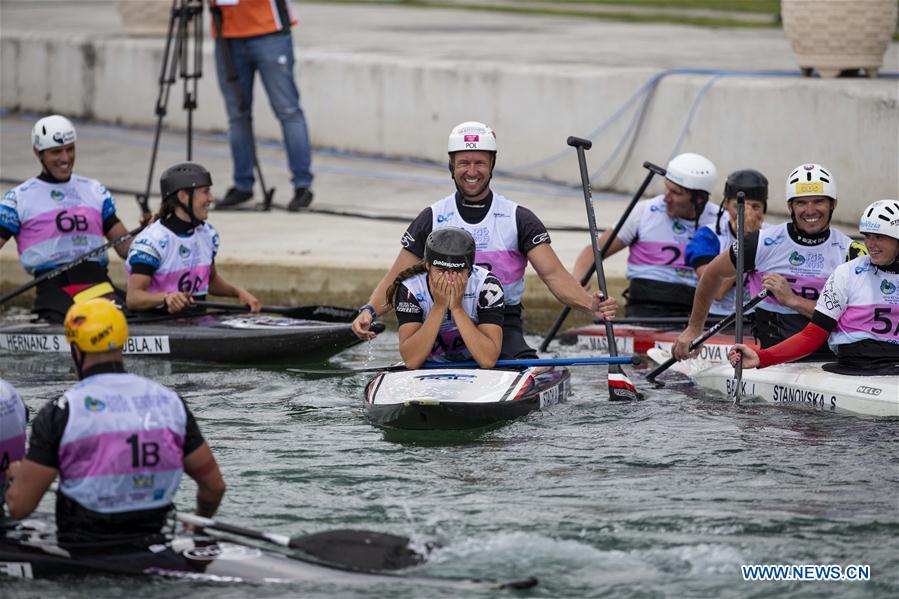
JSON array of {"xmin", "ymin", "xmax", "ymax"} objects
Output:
[
  {"xmin": 608, "ymin": 366, "xmax": 640, "ymax": 401},
  {"xmin": 289, "ymin": 529, "xmax": 431, "ymax": 571}
]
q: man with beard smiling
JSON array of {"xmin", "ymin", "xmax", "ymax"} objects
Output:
[
  {"xmin": 673, "ymin": 163, "xmax": 856, "ymax": 361},
  {"xmin": 351, "ymin": 121, "xmax": 618, "ymax": 359},
  {"xmin": 0, "ymin": 115, "xmax": 147, "ymax": 322}
]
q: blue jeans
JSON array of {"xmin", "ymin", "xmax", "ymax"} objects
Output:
[{"xmin": 215, "ymin": 32, "xmax": 313, "ymax": 191}]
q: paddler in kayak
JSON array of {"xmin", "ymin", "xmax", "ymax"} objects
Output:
[
  {"xmin": 683, "ymin": 169, "xmax": 769, "ymax": 317},
  {"xmin": 125, "ymin": 162, "xmax": 260, "ymax": 315},
  {"xmin": 0, "ymin": 115, "xmax": 150, "ymax": 322},
  {"xmin": 729, "ymin": 200, "xmax": 899, "ymax": 375},
  {"xmin": 673, "ymin": 164, "xmax": 863, "ymax": 362},
  {"xmin": 1, "ymin": 379, "xmax": 27, "ymax": 513},
  {"xmin": 352, "ymin": 121, "xmax": 618, "ymax": 358},
  {"xmin": 388, "ymin": 227, "xmax": 504, "ymax": 368},
  {"xmin": 5, "ymin": 299, "xmax": 226, "ymax": 540},
  {"xmin": 573, "ymin": 152, "xmax": 720, "ymax": 317}
]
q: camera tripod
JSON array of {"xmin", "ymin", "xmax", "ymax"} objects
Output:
[{"xmin": 138, "ymin": 0, "xmax": 275, "ymax": 214}]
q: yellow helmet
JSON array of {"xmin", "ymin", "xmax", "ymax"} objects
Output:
[{"xmin": 64, "ymin": 298, "xmax": 128, "ymax": 353}]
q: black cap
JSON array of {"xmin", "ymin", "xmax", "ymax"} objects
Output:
[
  {"xmin": 425, "ymin": 227, "xmax": 476, "ymax": 271},
  {"xmin": 160, "ymin": 162, "xmax": 212, "ymax": 200},
  {"xmin": 724, "ymin": 169, "xmax": 768, "ymax": 204}
]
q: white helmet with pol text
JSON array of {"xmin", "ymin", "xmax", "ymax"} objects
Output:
[
  {"xmin": 859, "ymin": 199, "xmax": 899, "ymax": 241},
  {"xmin": 32, "ymin": 115, "xmax": 77, "ymax": 152},
  {"xmin": 448, "ymin": 121, "xmax": 497, "ymax": 154},
  {"xmin": 785, "ymin": 163, "xmax": 837, "ymax": 201},
  {"xmin": 665, "ymin": 152, "xmax": 717, "ymax": 195}
]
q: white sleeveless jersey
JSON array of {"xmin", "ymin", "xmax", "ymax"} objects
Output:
[
  {"xmin": 127, "ymin": 220, "xmax": 219, "ymax": 296},
  {"xmin": 58, "ymin": 372, "xmax": 187, "ymax": 514},
  {"xmin": 430, "ymin": 194, "xmax": 528, "ymax": 304},
  {"xmin": 747, "ymin": 223, "xmax": 852, "ymax": 316},
  {"xmin": 817, "ymin": 256, "xmax": 899, "ymax": 350},
  {"xmin": 401, "ymin": 265, "xmax": 496, "ymax": 361},
  {"xmin": 0, "ymin": 176, "xmax": 114, "ymax": 274},
  {"xmin": 622, "ymin": 195, "xmax": 719, "ymax": 287},
  {"xmin": 0, "ymin": 379, "xmax": 27, "ymax": 484},
  {"xmin": 705, "ymin": 221, "xmax": 772, "ymax": 316}
]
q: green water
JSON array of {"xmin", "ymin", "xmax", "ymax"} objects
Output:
[{"xmin": 2, "ymin": 333, "xmax": 897, "ymax": 598}]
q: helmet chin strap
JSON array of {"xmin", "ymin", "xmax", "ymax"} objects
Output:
[
  {"xmin": 177, "ymin": 189, "xmax": 204, "ymax": 227},
  {"xmin": 70, "ymin": 345, "xmax": 86, "ymax": 380}
]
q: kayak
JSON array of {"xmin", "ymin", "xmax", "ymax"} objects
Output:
[
  {"xmin": 364, "ymin": 366, "xmax": 572, "ymax": 429},
  {"xmin": 690, "ymin": 361, "xmax": 899, "ymax": 417},
  {"xmin": 0, "ymin": 512, "xmax": 537, "ymax": 589},
  {"xmin": 0, "ymin": 314, "xmax": 384, "ymax": 364},
  {"xmin": 560, "ymin": 323, "xmax": 758, "ymax": 363},
  {"xmin": 647, "ymin": 348, "xmax": 898, "ymax": 418}
]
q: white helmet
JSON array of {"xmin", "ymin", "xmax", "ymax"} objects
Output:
[
  {"xmin": 32, "ymin": 115, "xmax": 77, "ymax": 151},
  {"xmin": 785, "ymin": 163, "xmax": 837, "ymax": 201},
  {"xmin": 859, "ymin": 199, "xmax": 899, "ymax": 240},
  {"xmin": 447, "ymin": 121, "xmax": 497, "ymax": 154},
  {"xmin": 665, "ymin": 153, "xmax": 717, "ymax": 194}
]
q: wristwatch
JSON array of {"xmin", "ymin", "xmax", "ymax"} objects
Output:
[{"xmin": 358, "ymin": 304, "xmax": 377, "ymax": 319}]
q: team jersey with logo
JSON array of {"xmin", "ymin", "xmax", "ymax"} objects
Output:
[
  {"xmin": 394, "ymin": 266, "xmax": 504, "ymax": 361},
  {"xmin": 618, "ymin": 195, "xmax": 719, "ymax": 287},
  {"xmin": 0, "ymin": 176, "xmax": 118, "ymax": 274},
  {"xmin": 402, "ymin": 192, "xmax": 548, "ymax": 306},
  {"xmin": 54, "ymin": 372, "xmax": 187, "ymax": 514},
  {"xmin": 0, "ymin": 379, "xmax": 27, "ymax": 485},
  {"xmin": 742, "ymin": 222, "xmax": 852, "ymax": 316},
  {"xmin": 126, "ymin": 219, "xmax": 219, "ymax": 296},
  {"xmin": 815, "ymin": 256, "xmax": 899, "ymax": 350}
]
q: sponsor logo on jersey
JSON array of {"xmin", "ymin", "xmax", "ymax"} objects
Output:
[
  {"xmin": 84, "ymin": 396, "xmax": 106, "ymax": 412},
  {"xmin": 492, "ymin": 212, "xmax": 510, "ymax": 218},
  {"xmin": 480, "ymin": 280, "xmax": 504, "ymax": 308},
  {"xmin": 788, "ymin": 251, "xmax": 806, "ymax": 266},
  {"xmin": 178, "ymin": 244, "xmax": 191, "ymax": 259},
  {"xmin": 415, "ymin": 292, "xmax": 426, "ymax": 302},
  {"xmin": 881, "ymin": 279, "xmax": 897, "ymax": 295},
  {"xmin": 472, "ymin": 226, "xmax": 490, "ymax": 246},
  {"xmin": 50, "ymin": 190, "xmax": 65, "ymax": 202},
  {"xmin": 2, "ymin": 190, "xmax": 17, "ymax": 207},
  {"xmin": 436, "ymin": 212, "xmax": 455, "ymax": 223},
  {"xmin": 532, "ymin": 232, "xmax": 549, "ymax": 245},
  {"xmin": 71, "ymin": 235, "xmax": 89, "ymax": 246},
  {"xmin": 764, "ymin": 232, "xmax": 786, "ymax": 246},
  {"xmin": 158, "ymin": 237, "xmax": 169, "ymax": 249},
  {"xmin": 132, "ymin": 474, "xmax": 155, "ymax": 489},
  {"xmin": 650, "ymin": 204, "xmax": 665, "ymax": 213},
  {"xmin": 401, "ymin": 231, "xmax": 414, "ymax": 248},
  {"xmin": 672, "ymin": 221, "xmax": 687, "ymax": 235}
]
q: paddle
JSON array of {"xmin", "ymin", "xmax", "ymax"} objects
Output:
[
  {"xmin": 598, "ymin": 315, "xmax": 738, "ymax": 327},
  {"xmin": 175, "ymin": 512, "xmax": 426, "ymax": 572},
  {"xmin": 289, "ymin": 355, "xmax": 642, "ymax": 376},
  {"xmin": 0, "ymin": 226, "xmax": 142, "ymax": 306},
  {"xmin": 567, "ymin": 136, "xmax": 639, "ymax": 401},
  {"xmin": 538, "ymin": 160, "xmax": 665, "ymax": 352},
  {"xmin": 192, "ymin": 300, "xmax": 358, "ymax": 323},
  {"xmin": 645, "ymin": 289, "xmax": 768, "ymax": 387},
  {"xmin": 732, "ymin": 191, "xmax": 746, "ymax": 404}
]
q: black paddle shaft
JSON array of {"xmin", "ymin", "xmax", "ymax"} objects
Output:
[
  {"xmin": 733, "ymin": 191, "xmax": 746, "ymax": 403},
  {"xmin": 538, "ymin": 158, "xmax": 665, "ymax": 352},
  {"xmin": 645, "ymin": 290, "xmax": 768, "ymax": 387},
  {"xmin": 0, "ymin": 226, "xmax": 142, "ymax": 305}
]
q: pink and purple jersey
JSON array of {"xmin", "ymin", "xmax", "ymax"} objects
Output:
[
  {"xmin": 747, "ymin": 222, "xmax": 852, "ymax": 316},
  {"xmin": 817, "ymin": 256, "xmax": 899, "ymax": 350},
  {"xmin": 57, "ymin": 372, "xmax": 186, "ymax": 514},
  {"xmin": 126, "ymin": 220, "xmax": 218, "ymax": 296},
  {"xmin": 0, "ymin": 379, "xmax": 27, "ymax": 485},
  {"xmin": 619, "ymin": 195, "xmax": 719, "ymax": 287},
  {"xmin": 429, "ymin": 194, "xmax": 528, "ymax": 304},
  {"xmin": 0, "ymin": 176, "xmax": 116, "ymax": 274}
]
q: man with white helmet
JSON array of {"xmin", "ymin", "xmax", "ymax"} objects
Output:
[
  {"xmin": 730, "ymin": 199, "xmax": 899, "ymax": 375},
  {"xmin": 0, "ymin": 115, "xmax": 144, "ymax": 322},
  {"xmin": 573, "ymin": 152, "xmax": 720, "ymax": 317},
  {"xmin": 673, "ymin": 163, "xmax": 857, "ymax": 361},
  {"xmin": 351, "ymin": 121, "xmax": 618, "ymax": 359}
]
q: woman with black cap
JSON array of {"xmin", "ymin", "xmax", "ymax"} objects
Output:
[{"xmin": 386, "ymin": 227, "xmax": 505, "ymax": 369}]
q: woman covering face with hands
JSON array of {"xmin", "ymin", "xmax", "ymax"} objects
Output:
[{"xmin": 387, "ymin": 227, "xmax": 505, "ymax": 369}]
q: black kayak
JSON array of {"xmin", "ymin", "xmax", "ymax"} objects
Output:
[
  {"xmin": 365, "ymin": 366, "xmax": 572, "ymax": 430},
  {"xmin": 0, "ymin": 314, "xmax": 385, "ymax": 364},
  {"xmin": 0, "ymin": 513, "xmax": 537, "ymax": 589}
]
